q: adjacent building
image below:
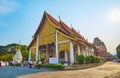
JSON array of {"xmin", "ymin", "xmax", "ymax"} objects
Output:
[
  {"xmin": 28, "ymin": 11, "xmax": 94, "ymax": 64},
  {"xmin": 13, "ymin": 45, "xmax": 23, "ymax": 63},
  {"xmin": 93, "ymin": 37, "xmax": 107, "ymax": 52},
  {"xmin": 93, "ymin": 37, "xmax": 115, "ymax": 61}
]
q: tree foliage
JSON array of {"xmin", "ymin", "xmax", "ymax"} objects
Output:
[
  {"xmin": 0, "ymin": 54, "xmax": 14, "ymax": 61},
  {"xmin": 116, "ymin": 44, "xmax": 120, "ymax": 59},
  {"xmin": 85, "ymin": 56, "xmax": 91, "ymax": 64},
  {"xmin": 0, "ymin": 43, "xmax": 28, "ymax": 61},
  {"xmin": 76, "ymin": 55, "xmax": 101, "ymax": 64}
]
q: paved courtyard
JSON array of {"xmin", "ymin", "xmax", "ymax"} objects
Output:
[
  {"xmin": 18, "ymin": 62, "xmax": 120, "ymax": 78},
  {"xmin": 0, "ymin": 66, "xmax": 56, "ymax": 78}
]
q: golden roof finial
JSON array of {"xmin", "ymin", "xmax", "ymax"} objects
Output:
[
  {"xmin": 18, "ymin": 41, "xmax": 21, "ymax": 52},
  {"xmin": 44, "ymin": 10, "xmax": 47, "ymax": 14},
  {"xmin": 78, "ymin": 29, "xmax": 80, "ymax": 33},
  {"xmin": 58, "ymin": 15, "xmax": 61, "ymax": 22},
  {"xmin": 18, "ymin": 45, "xmax": 21, "ymax": 52},
  {"xmin": 71, "ymin": 24, "xmax": 73, "ymax": 28}
]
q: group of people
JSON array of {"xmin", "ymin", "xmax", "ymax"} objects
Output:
[
  {"xmin": 22, "ymin": 60, "xmax": 41, "ymax": 68},
  {"xmin": 22, "ymin": 60, "xmax": 33, "ymax": 68},
  {"xmin": 0, "ymin": 61, "xmax": 9, "ymax": 67},
  {"xmin": 0, "ymin": 60, "xmax": 41, "ymax": 69}
]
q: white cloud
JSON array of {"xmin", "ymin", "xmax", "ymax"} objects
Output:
[
  {"xmin": 0, "ymin": 0, "xmax": 18, "ymax": 14},
  {"xmin": 106, "ymin": 7, "xmax": 120, "ymax": 25}
]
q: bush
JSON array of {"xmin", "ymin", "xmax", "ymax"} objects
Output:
[
  {"xmin": 85, "ymin": 56, "xmax": 91, "ymax": 64},
  {"xmin": 100, "ymin": 57, "xmax": 106, "ymax": 62},
  {"xmin": 95, "ymin": 57, "xmax": 101, "ymax": 63},
  {"xmin": 77, "ymin": 55, "xmax": 84, "ymax": 64},
  {"xmin": 36, "ymin": 64, "xmax": 64, "ymax": 70},
  {"xmin": 89, "ymin": 55, "xmax": 101, "ymax": 63},
  {"xmin": 89, "ymin": 55, "xmax": 96, "ymax": 63},
  {"xmin": 77, "ymin": 55, "xmax": 102, "ymax": 64}
]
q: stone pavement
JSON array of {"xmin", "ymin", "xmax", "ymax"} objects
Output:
[
  {"xmin": 18, "ymin": 62, "xmax": 120, "ymax": 78},
  {"xmin": 0, "ymin": 66, "xmax": 56, "ymax": 78}
]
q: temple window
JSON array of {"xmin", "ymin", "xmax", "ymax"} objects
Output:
[{"xmin": 59, "ymin": 51, "xmax": 65, "ymax": 58}]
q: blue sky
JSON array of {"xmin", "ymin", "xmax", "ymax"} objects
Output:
[{"xmin": 0, "ymin": 0, "xmax": 120, "ymax": 54}]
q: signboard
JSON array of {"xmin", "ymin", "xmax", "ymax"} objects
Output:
[{"xmin": 49, "ymin": 57, "xmax": 59, "ymax": 64}]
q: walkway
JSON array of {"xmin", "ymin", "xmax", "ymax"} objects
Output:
[
  {"xmin": 18, "ymin": 62, "xmax": 120, "ymax": 78},
  {"xmin": 0, "ymin": 66, "xmax": 56, "ymax": 78}
]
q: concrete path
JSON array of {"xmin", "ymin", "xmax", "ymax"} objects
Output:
[
  {"xmin": 0, "ymin": 66, "xmax": 56, "ymax": 78},
  {"xmin": 17, "ymin": 62, "xmax": 120, "ymax": 78}
]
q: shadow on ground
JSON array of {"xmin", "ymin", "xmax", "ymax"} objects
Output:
[{"xmin": 0, "ymin": 66, "xmax": 56, "ymax": 78}]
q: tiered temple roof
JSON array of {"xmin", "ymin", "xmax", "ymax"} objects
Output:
[{"xmin": 28, "ymin": 11, "xmax": 93, "ymax": 48}]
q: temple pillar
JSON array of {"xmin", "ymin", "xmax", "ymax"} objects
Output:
[
  {"xmin": 55, "ymin": 31, "xmax": 59, "ymax": 57},
  {"xmin": 70, "ymin": 41, "xmax": 74, "ymax": 64},
  {"xmin": 38, "ymin": 50, "xmax": 41, "ymax": 61},
  {"xmin": 36, "ymin": 35, "xmax": 39, "ymax": 61},
  {"xmin": 28, "ymin": 48, "xmax": 31, "ymax": 61},
  {"xmin": 77, "ymin": 46, "xmax": 80, "ymax": 55},
  {"xmin": 91, "ymin": 48, "xmax": 94, "ymax": 55},
  {"xmin": 86, "ymin": 47, "xmax": 89, "ymax": 56},
  {"xmin": 65, "ymin": 51, "xmax": 67, "ymax": 61},
  {"xmin": 83, "ymin": 48, "xmax": 86, "ymax": 57},
  {"xmin": 87, "ymin": 50, "xmax": 89, "ymax": 56},
  {"xmin": 86, "ymin": 48, "xmax": 88, "ymax": 56},
  {"xmin": 46, "ymin": 44, "xmax": 49, "ymax": 63},
  {"xmin": 89, "ymin": 48, "xmax": 91, "ymax": 56},
  {"xmin": 88, "ymin": 48, "xmax": 90, "ymax": 56},
  {"xmin": 81, "ymin": 48, "xmax": 83, "ymax": 55}
]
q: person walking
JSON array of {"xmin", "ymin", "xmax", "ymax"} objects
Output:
[
  {"xmin": 23, "ymin": 61, "xmax": 26, "ymax": 67},
  {"xmin": 29, "ymin": 60, "xmax": 33, "ymax": 68},
  {"xmin": 0, "ymin": 61, "xmax": 1, "ymax": 67},
  {"xmin": 13, "ymin": 61, "xmax": 16, "ymax": 67},
  {"xmin": 38, "ymin": 61, "xmax": 41, "ymax": 69},
  {"xmin": 5, "ymin": 61, "xmax": 7, "ymax": 67}
]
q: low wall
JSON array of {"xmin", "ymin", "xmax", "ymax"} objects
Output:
[{"xmin": 64, "ymin": 62, "xmax": 105, "ymax": 70}]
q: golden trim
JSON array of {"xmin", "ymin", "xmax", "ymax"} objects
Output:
[
  {"xmin": 57, "ymin": 30, "xmax": 77, "ymax": 41},
  {"xmin": 45, "ymin": 13, "xmax": 59, "ymax": 29}
]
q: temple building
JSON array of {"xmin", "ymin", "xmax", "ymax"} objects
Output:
[{"xmin": 28, "ymin": 11, "xmax": 94, "ymax": 64}]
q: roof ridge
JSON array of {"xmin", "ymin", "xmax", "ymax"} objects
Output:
[
  {"xmin": 59, "ymin": 20, "xmax": 71, "ymax": 34},
  {"xmin": 44, "ymin": 11, "xmax": 61, "ymax": 28},
  {"xmin": 60, "ymin": 20, "xmax": 85, "ymax": 40},
  {"xmin": 59, "ymin": 20, "xmax": 75, "ymax": 35},
  {"xmin": 34, "ymin": 11, "xmax": 46, "ymax": 37},
  {"xmin": 71, "ymin": 27, "xmax": 85, "ymax": 39}
]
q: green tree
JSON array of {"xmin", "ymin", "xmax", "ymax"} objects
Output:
[
  {"xmin": 116, "ymin": 44, "xmax": 120, "ymax": 59},
  {"xmin": 0, "ymin": 46, "xmax": 7, "ymax": 55},
  {"xmin": 0, "ymin": 54, "xmax": 14, "ymax": 61},
  {"xmin": 0, "ymin": 43, "xmax": 29, "ymax": 61},
  {"xmin": 21, "ymin": 45, "xmax": 29, "ymax": 60}
]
